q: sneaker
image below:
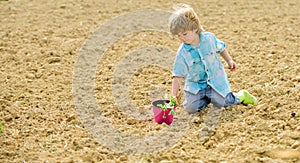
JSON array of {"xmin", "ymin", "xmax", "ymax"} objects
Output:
[{"xmin": 237, "ymin": 90, "xmax": 258, "ymax": 106}]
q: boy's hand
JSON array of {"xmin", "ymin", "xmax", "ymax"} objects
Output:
[
  {"xmin": 228, "ymin": 60, "xmax": 237, "ymax": 71},
  {"xmin": 174, "ymin": 97, "xmax": 180, "ymax": 106},
  {"xmin": 173, "ymin": 92, "xmax": 182, "ymax": 106}
]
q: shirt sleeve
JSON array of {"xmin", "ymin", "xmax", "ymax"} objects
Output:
[
  {"xmin": 172, "ymin": 52, "xmax": 188, "ymax": 78},
  {"xmin": 211, "ymin": 33, "xmax": 226, "ymax": 54}
]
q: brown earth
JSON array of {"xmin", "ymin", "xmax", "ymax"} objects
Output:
[{"xmin": 0, "ymin": 0, "xmax": 300, "ymax": 162}]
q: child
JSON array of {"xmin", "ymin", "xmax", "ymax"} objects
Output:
[{"xmin": 169, "ymin": 4, "xmax": 257, "ymax": 113}]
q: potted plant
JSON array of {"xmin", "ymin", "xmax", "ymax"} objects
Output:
[{"xmin": 151, "ymin": 96, "xmax": 177, "ymax": 125}]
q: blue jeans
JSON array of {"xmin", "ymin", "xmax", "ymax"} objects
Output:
[{"xmin": 183, "ymin": 85, "xmax": 240, "ymax": 113}]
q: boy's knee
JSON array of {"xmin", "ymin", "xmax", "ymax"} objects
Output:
[
  {"xmin": 184, "ymin": 102, "xmax": 207, "ymax": 114},
  {"xmin": 211, "ymin": 101, "xmax": 224, "ymax": 108},
  {"xmin": 184, "ymin": 107, "xmax": 199, "ymax": 114},
  {"xmin": 183, "ymin": 103, "xmax": 199, "ymax": 114}
]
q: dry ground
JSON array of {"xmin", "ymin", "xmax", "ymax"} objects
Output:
[{"xmin": 0, "ymin": 0, "xmax": 299, "ymax": 162}]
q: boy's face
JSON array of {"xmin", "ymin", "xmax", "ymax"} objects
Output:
[{"xmin": 176, "ymin": 29, "xmax": 199, "ymax": 45}]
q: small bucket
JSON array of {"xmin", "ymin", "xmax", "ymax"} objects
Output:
[{"xmin": 152, "ymin": 100, "xmax": 176, "ymax": 125}]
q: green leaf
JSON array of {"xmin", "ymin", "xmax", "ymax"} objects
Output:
[
  {"xmin": 157, "ymin": 104, "xmax": 164, "ymax": 109},
  {"xmin": 169, "ymin": 109, "xmax": 176, "ymax": 116},
  {"xmin": 157, "ymin": 103, "xmax": 168, "ymax": 110},
  {"xmin": 156, "ymin": 95, "xmax": 177, "ymax": 112},
  {"xmin": 170, "ymin": 95, "xmax": 177, "ymax": 106}
]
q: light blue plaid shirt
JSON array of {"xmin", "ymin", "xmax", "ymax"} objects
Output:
[{"xmin": 173, "ymin": 32, "xmax": 231, "ymax": 97}]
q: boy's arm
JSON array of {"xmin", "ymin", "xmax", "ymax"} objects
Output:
[
  {"xmin": 172, "ymin": 76, "xmax": 184, "ymax": 105},
  {"xmin": 220, "ymin": 49, "xmax": 237, "ymax": 71}
]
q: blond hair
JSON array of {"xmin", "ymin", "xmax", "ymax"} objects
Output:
[{"xmin": 169, "ymin": 4, "xmax": 204, "ymax": 35}]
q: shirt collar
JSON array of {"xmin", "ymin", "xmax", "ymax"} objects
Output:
[{"xmin": 183, "ymin": 32, "xmax": 203, "ymax": 52}]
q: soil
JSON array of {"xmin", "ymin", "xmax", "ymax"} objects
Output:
[{"xmin": 0, "ymin": 0, "xmax": 299, "ymax": 162}]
